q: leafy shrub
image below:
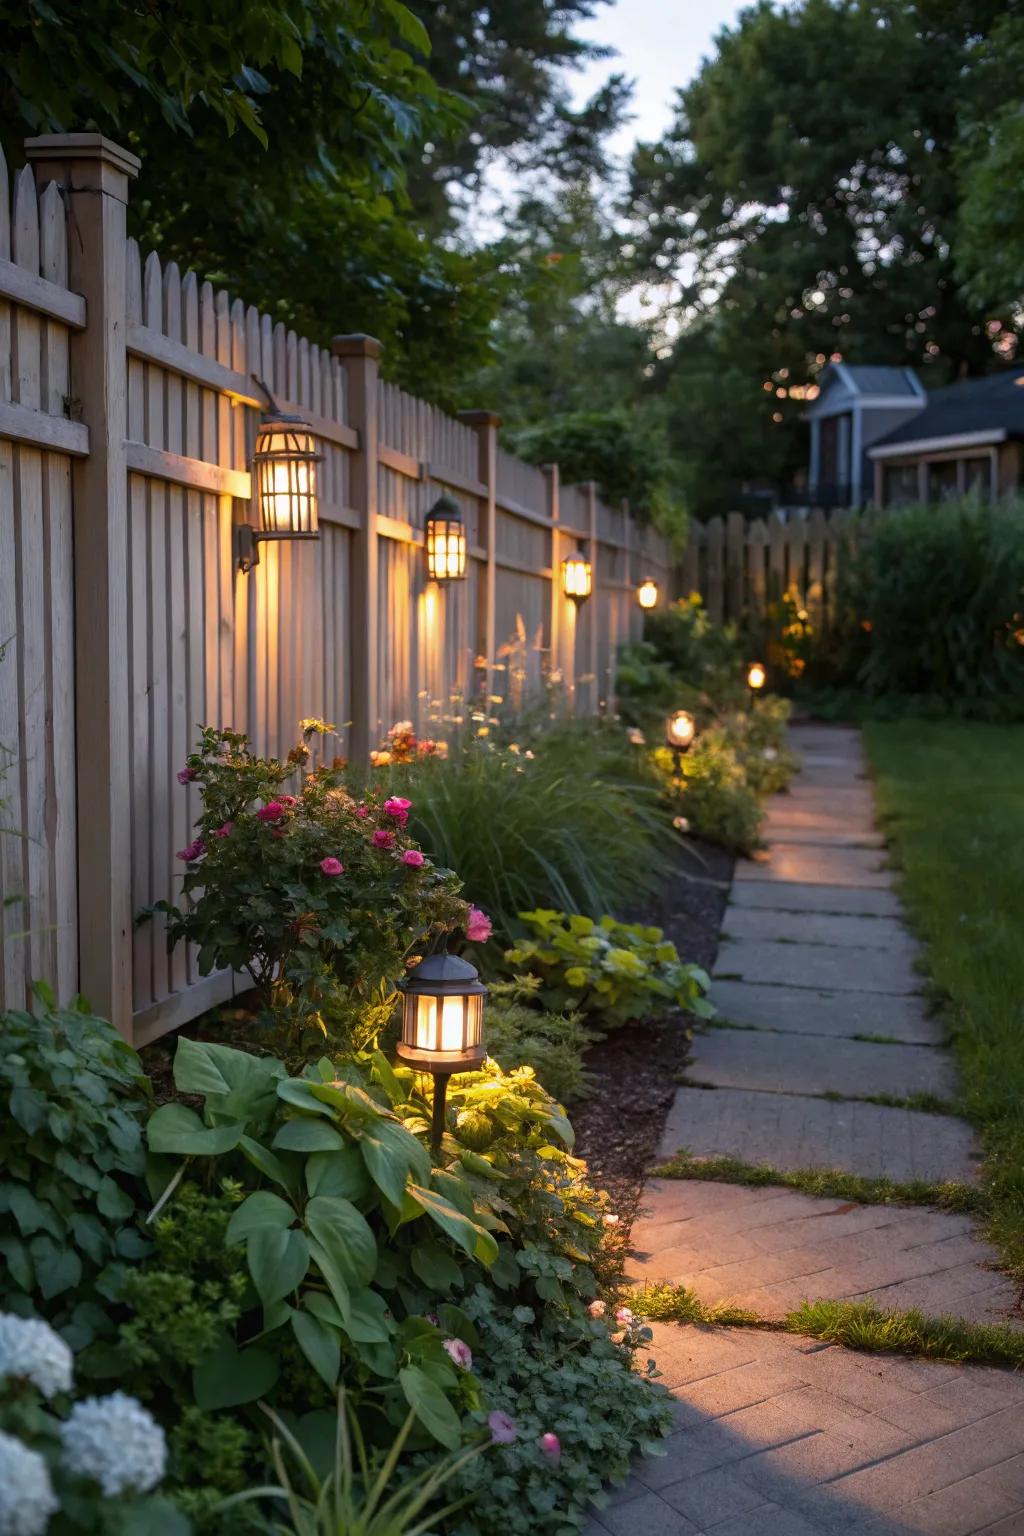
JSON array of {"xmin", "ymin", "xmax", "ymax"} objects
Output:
[
  {"xmin": 0, "ymin": 995, "xmax": 151, "ymax": 1369},
  {"xmin": 715, "ymin": 696, "xmax": 799, "ymax": 797},
  {"xmin": 0, "ymin": 1310, "xmax": 188, "ymax": 1535},
  {"xmin": 831, "ymin": 499, "xmax": 1024, "ymax": 699},
  {"xmin": 506, "ymin": 910, "xmax": 712, "ymax": 1028},
  {"xmin": 653, "ymin": 734, "xmax": 764, "ymax": 853},
  {"xmin": 641, "ymin": 593, "xmax": 745, "ymax": 703},
  {"xmin": 613, "ymin": 642, "xmax": 681, "ymax": 732},
  {"xmin": 382, "ymin": 730, "xmax": 671, "ymax": 947},
  {"xmin": 156, "ymin": 724, "xmax": 470, "ymax": 1051},
  {"xmin": 483, "ymin": 980, "xmax": 594, "ymax": 1105}
]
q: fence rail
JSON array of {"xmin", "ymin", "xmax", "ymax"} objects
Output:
[
  {"xmin": 0, "ymin": 133, "xmax": 674, "ymax": 1045},
  {"xmin": 680, "ymin": 507, "xmax": 853, "ymax": 631}
]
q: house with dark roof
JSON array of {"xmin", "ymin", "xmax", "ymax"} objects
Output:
[
  {"xmin": 867, "ymin": 367, "xmax": 1024, "ymax": 505},
  {"xmin": 805, "ymin": 363, "xmax": 925, "ymax": 508}
]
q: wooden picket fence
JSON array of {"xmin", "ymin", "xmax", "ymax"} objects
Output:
[
  {"xmin": 679, "ymin": 507, "xmax": 855, "ymax": 632},
  {"xmin": 0, "ymin": 133, "xmax": 674, "ymax": 1045}
]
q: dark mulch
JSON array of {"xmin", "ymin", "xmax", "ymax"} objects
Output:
[{"xmin": 570, "ymin": 836, "xmax": 734, "ymax": 1239}]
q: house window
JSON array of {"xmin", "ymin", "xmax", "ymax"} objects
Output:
[
  {"xmin": 962, "ymin": 457, "xmax": 991, "ymax": 498},
  {"xmin": 927, "ymin": 460, "xmax": 959, "ymax": 502},
  {"xmin": 882, "ymin": 463, "xmax": 919, "ymax": 505}
]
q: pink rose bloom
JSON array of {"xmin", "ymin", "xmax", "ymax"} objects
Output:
[
  {"xmin": 615, "ymin": 1306, "xmax": 634, "ymax": 1326},
  {"xmin": 320, "ymin": 856, "xmax": 344, "ymax": 876},
  {"xmin": 488, "ymin": 1411, "xmax": 518, "ymax": 1446},
  {"xmin": 587, "ymin": 1300, "xmax": 606, "ymax": 1319},
  {"xmin": 538, "ymin": 1432, "xmax": 561, "ymax": 1466},
  {"xmin": 402, "ymin": 849, "xmax": 425, "ymax": 868},
  {"xmin": 213, "ymin": 822, "xmax": 233, "ymax": 838},
  {"xmin": 466, "ymin": 905, "xmax": 492, "ymax": 943},
  {"xmin": 279, "ymin": 794, "xmax": 297, "ymax": 807},
  {"xmin": 371, "ymin": 829, "xmax": 395, "ymax": 850},
  {"xmin": 355, "ymin": 805, "xmax": 369, "ymax": 819},
  {"xmin": 176, "ymin": 838, "xmax": 204, "ymax": 862},
  {"xmin": 384, "ymin": 796, "xmax": 412, "ymax": 825},
  {"xmin": 177, "ymin": 766, "xmax": 197, "ymax": 784},
  {"xmin": 442, "ymin": 1338, "xmax": 473, "ymax": 1371},
  {"xmin": 257, "ymin": 801, "xmax": 285, "ymax": 823}
]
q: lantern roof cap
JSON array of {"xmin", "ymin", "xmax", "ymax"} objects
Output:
[
  {"xmin": 401, "ymin": 951, "xmax": 482, "ymax": 988},
  {"xmin": 427, "ymin": 493, "xmax": 463, "ymax": 520}
]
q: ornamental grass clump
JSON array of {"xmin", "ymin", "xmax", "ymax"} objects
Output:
[
  {"xmin": 155, "ymin": 723, "xmax": 471, "ymax": 1053},
  {"xmin": 506, "ymin": 910, "xmax": 713, "ymax": 1029}
]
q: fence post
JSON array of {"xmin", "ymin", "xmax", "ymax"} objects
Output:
[
  {"xmin": 331, "ymin": 334, "xmax": 381, "ymax": 766},
  {"xmin": 544, "ymin": 462, "xmax": 564, "ymax": 691},
  {"xmin": 705, "ymin": 515, "xmax": 725, "ymax": 624},
  {"xmin": 456, "ymin": 410, "xmax": 500, "ymax": 704},
  {"xmin": 25, "ymin": 133, "xmax": 139, "ymax": 1038},
  {"xmin": 586, "ymin": 481, "xmax": 599, "ymax": 713},
  {"xmin": 725, "ymin": 511, "xmax": 745, "ymax": 625}
]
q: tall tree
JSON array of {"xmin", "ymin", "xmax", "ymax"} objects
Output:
[{"xmin": 626, "ymin": 0, "xmax": 1016, "ymax": 514}]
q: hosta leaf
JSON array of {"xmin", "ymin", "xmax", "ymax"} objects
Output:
[
  {"xmin": 193, "ymin": 1335, "xmax": 279, "ymax": 1409},
  {"xmin": 225, "ymin": 1190, "xmax": 295, "ymax": 1245},
  {"xmin": 406, "ymin": 1184, "xmax": 498, "ymax": 1266},
  {"xmin": 304, "ymin": 1195, "xmax": 376, "ymax": 1287},
  {"xmin": 247, "ymin": 1227, "xmax": 310, "ymax": 1306},
  {"xmin": 398, "ymin": 1364, "xmax": 462, "ymax": 1450},
  {"xmin": 146, "ymin": 1103, "xmax": 243, "ymax": 1156},
  {"xmin": 291, "ymin": 1309, "xmax": 340, "ymax": 1388}
]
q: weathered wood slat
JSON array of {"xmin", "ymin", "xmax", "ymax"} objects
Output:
[
  {"xmin": 378, "ymin": 442, "xmax": 423, "ymax": 481},
  {"xmin": 124, "ymin": 440, "xmax": 250, "ymax": 497},
  {"xmin": 0, "ymin": 254, "xmax": 86, "ymax": 328},
  {"xmin": 0, "ymin": 397, "xmax": 87, "ymax": 454}
]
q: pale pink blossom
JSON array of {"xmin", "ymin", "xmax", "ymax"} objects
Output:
[
  {"xmin": 402, "ymin": 849, "xmax": 425, "ymax": 868},
  {"xmin": 213, "ymin": 822, "xmax": 233, "ymax": 838},
  {"xmin": 442, "ymin": 1338, "xmax": 472, "ymax": 1371},
  {"xmin": 177, "ymin": 766, "xmax": 198, "ymax": 784},
  {"xmin": 488, "ymin": 1410, "xmax": 518, "ymax": 1445},
  {"xmin": 587, "ymin": 1300, "xmax": 606, "ymax": 1318},
  {"xmin": 256, "ymin": 801, "xmax": 285, "ymax": 823},
  {"xmin": 319, "ymin": 857, "xmax": 344, "ymax": 876},
  {"xmin": 603, "ymin": 1213, "xmax": 619, "ymax": 1227},
  {"xmin": 615, "ymin": 1307, "xmax": 634, "ymax": 1326},
  {"xmin": 466, "ymin": 906, "xmax": 492, "ymax": 943},
  {"xmin": 538, "ymin": 1432, "xmax": 561, "ymax": 1465}
]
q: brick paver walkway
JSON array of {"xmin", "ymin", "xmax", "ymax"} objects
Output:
[{"xmin": 588, "ymin": 724, "xmax": 1023, "ymax": 1536}]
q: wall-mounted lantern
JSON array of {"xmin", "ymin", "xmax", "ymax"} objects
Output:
[
  {"xmin": 424, "ymin": 494, "xmax": 467, "ymax": 582},
  {"xmin": 665, "ymin": 708, "xmax": 696, "ymax": 755},
  {"xmin": 396, "ymin": 951, "xmax": 487, "ymax": 1149},
  {"xmin": 238, "ymin": 380, "xmax": 322, "ymax": 573},
  {"xmin": 746, "ymin": 661, "xmax": 767, "ymax": 708},
  {"xmin": 561, "ymin": 548, "xmax": 592, "ymax": 604},
  {"xmin": 637, "ymin": 578, "xmax": 659, "ymax": 610}
]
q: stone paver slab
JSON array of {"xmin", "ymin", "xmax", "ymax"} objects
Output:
[
  {"xmin": 686, "ymin": 1030, "xmax": 958, "ymax": 1101},
  {"xmin": 628, "ymin": 1185, "xmax": 1016, "ymax": 1326},
  {"xmin": 737, "ymin": 845, "xmax": 892, "ymax": 888},
  {"xmin": 592, "ymin": 1325, "xmax": 1024, "ymax": 1536},
  {"xmin": 714, "ymin": 938, "xmax": 920, "ymax": 996},
  {"xmin": 657, "ymin": 1087, "xmax": 982, "ymax": 1182},
  {"xmin": 758, "ymin": 825, "xmax": 888, "ymax": 848},
  {"xmin": 710, "ymin": 980, "xmax": 942, "ymax": 1044},
  {"xmin": 721, "ymin": 908, "xmax": 920, "ymax": 955},
  {"xmin": 731, "ymin": 882, "xmax": 903, "ymax": 917}
]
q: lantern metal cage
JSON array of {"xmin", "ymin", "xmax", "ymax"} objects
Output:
[
  {"xmin": 253, "ymin": 412, "xmax": 322, "ymax": 541},
  {"xmin": 637, "ymin": 578, "xmax": 659, "ymax": 610},
  {"xmin": 561, "ymin": 549, "xmax": 593, "ymax": 603},
  {"xmin": 396, "ymin": 952, "xmax": 488, "ymax": 1073},
  {"xmin": 424, "ymin": 495, "xmax": 468, "ymax": 582}
]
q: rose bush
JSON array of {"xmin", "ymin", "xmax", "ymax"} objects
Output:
[{"xmin": 153, "ymin": 724, "xmax": 472, "ymax": 1053}]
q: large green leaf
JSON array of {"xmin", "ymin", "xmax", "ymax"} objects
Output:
[
  {"xmin": 358, "ymin": 1116, "xmax": 431, "ymax": 1207},
  {"xmin": 146, "ymin": 1103, "xmax": 243, "ymax": 1156},
  {"xmin": 305, "ymin": 1147, "xmax": 371, "ymax": 1202},
  {"xmin": 239, "ymin": 1135, "xmax": 300, "ymax": 1195},
  {"xmin": 304, "ymin": 1196, "xmax": 376, "ymax": 1287},
  {"xmin": 291, "ymin": 1308, "xmax": 340, "ymax": 1388},
  {"xmin": 247, "ymin": 1227, "xmax": 310, "ymax": 1306},
  {"xmin": 410, "ymin": 1239, "xmax": 463, "ymax": 1293},
  {"xmin": 398, "ymin": 1364, "xmax": 462, "ymax": 1450},
  {"xmin": 407, "ymin": 1184, "xmax": 498, "ymax": 1267},
  {"xmin": 306, "ymin": 1237, "xmax": 350, "ymax": 1325},
  {"xmin": 192, "ymin": 1335, "xmax": 279, "ymax": 1409},
  {"xmin": 346, "ymin": 1286, "xmax": 392, "ymax": 1344},
  {"xmin": 276, "ymin": 1078, "xmax": 336, "ymax": 1119},
  {"xmin": 272, "ymin": 1119, "xmax": 347, "ymax": 1153},
  {"xmin": 225, "ymin": 1190, "xmax": 295, "ymax": 1245}
]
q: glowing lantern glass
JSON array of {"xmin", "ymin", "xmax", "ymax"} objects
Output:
[
  {"xmin": 747, "ymin": 662, "xmax": 767, "ymax": 694},
  {"xmin": 665, "ymin": 708, "xmax": 696, "ymax": 753},
  {"xmin": 637, "ymin": 578, "xmax": 659, "ymax": 610},
  {"xmin": 253, "ymin": 412, "xmax": 322, "ymax": 540},
  {"xmin": 561, "ymin": 550, "xmax": 592, "ymax": 603},
  {"xmin": 425, "ymin": 495, "xmax": 467, "ymax": 582},
  {"xmin": 397, "ymin": 952, "xmax": 487, "ymax": 1149}
]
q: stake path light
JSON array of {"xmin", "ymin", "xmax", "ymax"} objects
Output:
[
  {"xmin": 665, "ymin": 709, "xmax": 696, "ymax": 753},
  {"xmin": 746, "ymin": 661, "xmax": 767, "ymax": 709},
  {"xmin": 397, "ymin": 952, "xmax": 487, "ymax": 1150},
  {"xmin": 637, "ymin": 578, "xmax": 659, "ymax": 610}
]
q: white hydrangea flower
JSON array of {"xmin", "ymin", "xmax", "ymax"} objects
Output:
[
  {"xmin": 60, "ymin": 1392, "xmax": 166, "ymax": 1496},
  {"xmin": 0, "ymin": 1431, "xmax": 59, "ymax": 1536},
  {"xmin": 0, "ymin": 1314, "xmax": 73, "ymax": 1399}
]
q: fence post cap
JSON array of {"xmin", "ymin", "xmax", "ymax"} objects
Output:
[
  {"xmin": 25, "ymin": 133, "xmax": 141, "ymax": 180},
  {"xmin": 330, "ymin": 333, "xmax": 383, "ymax": 360},
  {"xmin": 456, "ymin": 409, "xmax": 502, "ymax": 429}
]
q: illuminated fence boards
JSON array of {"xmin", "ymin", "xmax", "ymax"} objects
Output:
[{"xmin": 0, "ymin": 133, "xmax": 674, "ymax": 1045}]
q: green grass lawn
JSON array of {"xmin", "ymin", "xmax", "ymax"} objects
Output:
[{"xmin": 864, "ymin": 719, "xmax": 1024, "ymax": 1284}]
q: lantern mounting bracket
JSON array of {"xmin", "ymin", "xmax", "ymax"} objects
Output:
[{"xmin": 237, "ymin": 523, "xmax": 260, "ymax": 574}]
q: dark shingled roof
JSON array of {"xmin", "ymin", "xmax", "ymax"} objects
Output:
[
  {"xmin": 841, "ymin": 365, "xmax": 921, "ymax": 396},
  {"xmin": 875, "ymin": 368, "xmax": 1024, "ymax": 448}
]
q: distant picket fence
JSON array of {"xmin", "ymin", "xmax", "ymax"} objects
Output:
[
  {"xmin": 680, "ymin": 507, "xmax": 854, "ymax": 631},
  {"xmin": 0, "ymin": 133, "xmax": 673, "ymax": 1045}
]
